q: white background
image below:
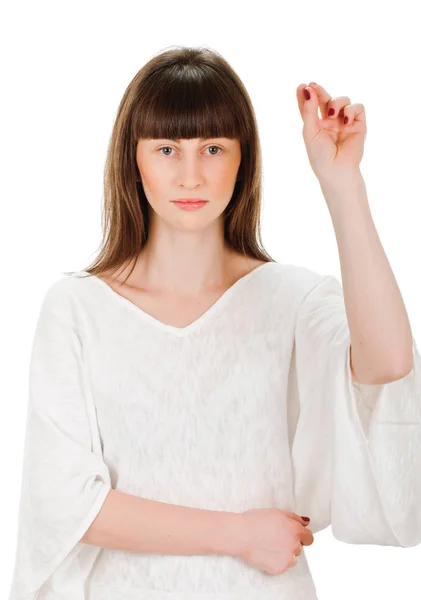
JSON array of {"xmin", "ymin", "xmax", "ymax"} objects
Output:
[{"xmin": 2, "ymin": 1, "xmax": 421, "ymax": 598}]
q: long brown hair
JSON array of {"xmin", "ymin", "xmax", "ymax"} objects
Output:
[{"xmin": 64, "ymin": 45, "xmax": 276, "ymax": 283}]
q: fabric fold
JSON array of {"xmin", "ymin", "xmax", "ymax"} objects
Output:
[
  {"xmin": 289, "ymin": 274, "xmax": 421, "ymax": 547},
  {"xmin": 8, "ymin": 280, "xmax": 112, "ymax": 600}
]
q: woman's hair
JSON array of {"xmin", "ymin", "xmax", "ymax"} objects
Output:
[{"xmin": 64, "ymin": 45, "xmax": 276, "ymax": 283}]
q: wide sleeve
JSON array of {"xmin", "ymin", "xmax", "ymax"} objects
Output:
[
  {"xmin": 288, "ymin": 274, "xmax": 421, "ymax": 548},
  {"xmin": 8, "ymin": 281, "xmax": 112, "ymax": 600}
]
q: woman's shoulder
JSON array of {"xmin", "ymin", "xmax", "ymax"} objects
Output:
[
  {"xmin": 246, "ymin": 258, "xmax": 326, "ymax": 291},
  {"xmin": 37, "ymin": 270, "xmax": 97, "ymax": 324},
  {"xmin": 249, "ymin": 259, "xmax": 334, "ymax": 312}
]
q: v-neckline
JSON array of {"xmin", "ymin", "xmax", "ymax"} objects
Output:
[{"xmin": 76, "ymin": 262, "xmax": 276, "ymax": 337}]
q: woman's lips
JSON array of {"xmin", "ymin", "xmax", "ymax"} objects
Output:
[{"xmin": 172, "ymin": 201, "xmax": 208, "ymax": 210}]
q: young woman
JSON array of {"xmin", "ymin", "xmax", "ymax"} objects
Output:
[{"xmin": 8, "ymin": 46, "xmax": 421, "ymax": 600}]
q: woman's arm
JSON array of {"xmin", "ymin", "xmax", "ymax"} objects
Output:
[{"xmin": 81, "ymin": 488, "xmax": 245, "ymax": 557}]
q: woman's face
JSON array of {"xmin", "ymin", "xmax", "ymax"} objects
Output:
[{"xmin": 136, "ymin": 137, "xmax": 242, "ymax": 230}]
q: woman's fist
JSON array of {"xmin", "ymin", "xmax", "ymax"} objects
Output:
[{"xmin": 238, "ymin": 508, "xmax": 314, "ymax": 576}]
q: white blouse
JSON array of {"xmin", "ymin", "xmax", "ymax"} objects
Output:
[{"xmin": 7, "ymin": 261, "xmax": 421, "ymax": 600}]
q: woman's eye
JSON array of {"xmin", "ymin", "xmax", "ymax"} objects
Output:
[
  {"xmin": 207, "ymin": 146, "xmax": 222, "ymax": 155},
  {"xmin": 158, "ymin": 146, "xmax": 222, "ymax": 156},
  {"xmin": 158, "ymin": 147, "xmax": 173, "ymax": 156}
]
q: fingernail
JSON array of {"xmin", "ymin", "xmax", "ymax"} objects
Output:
[
  {"xmin": 304, "ymin": 88, "xmax": 311, "ymax": 101},
  {"xmin": 301, "ymin": 516, "xmax": 310, "ymax": 522}
]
